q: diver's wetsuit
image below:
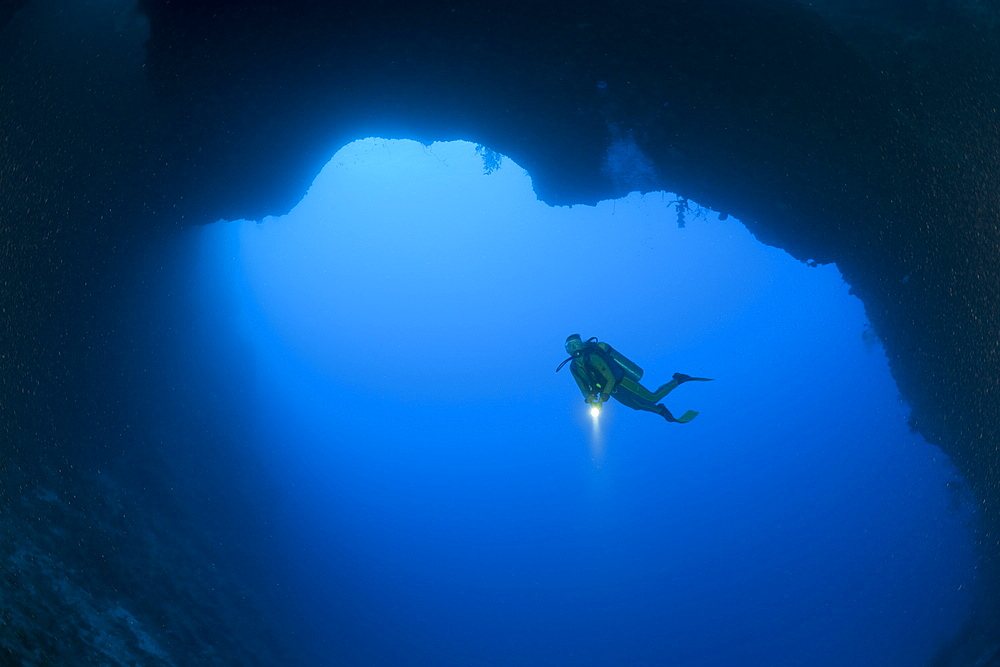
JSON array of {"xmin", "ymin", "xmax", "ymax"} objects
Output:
[{"xmin": 568, "ymin": 341, "xmax": 694, "ymax": 422}]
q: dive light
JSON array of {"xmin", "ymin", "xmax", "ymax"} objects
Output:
[{"xmin": 587, "ymin": 395, "xmax": 603, "ymax": 419}]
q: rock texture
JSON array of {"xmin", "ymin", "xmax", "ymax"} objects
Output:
[{"xmin": 0, "ymin": 462, "xmax": 282, "ymax": 665}]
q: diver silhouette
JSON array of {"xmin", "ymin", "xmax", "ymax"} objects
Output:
[{"xmin": 557, "ymin": 334, "xmax": 712, "ymax": 423}]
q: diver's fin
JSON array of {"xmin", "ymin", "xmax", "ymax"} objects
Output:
[
  {"xmin": 673, "ymin": 373, "xmax": 714, "ymax": 383},
  {"xmin": 676, "ymin": 410, "xmax": 699, "ymax": 423}
]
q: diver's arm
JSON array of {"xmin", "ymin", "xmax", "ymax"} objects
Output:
[
  {"xmin": 589, "ymin": 355, "xmax": 617, "ymax": 400},
  {"xmin": 569, "ymin": 364, "xmax": 595, "ymax": 400}
]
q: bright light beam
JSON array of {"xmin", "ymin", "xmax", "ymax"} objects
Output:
[{"xmin": 589, "ymin": 403, "xmax": 605, "ymax": 463}]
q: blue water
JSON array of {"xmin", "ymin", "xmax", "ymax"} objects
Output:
[{"xmin": 185, "ymin": 139, "xmax": 973, "ymax": 666}]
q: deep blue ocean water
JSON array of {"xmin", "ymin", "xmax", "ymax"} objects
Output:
[{"xmin": 176, "ymin": 139, "xmax": 974, "ymax": 666}]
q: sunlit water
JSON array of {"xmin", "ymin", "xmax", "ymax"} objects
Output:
[{"xmin": 188, "ymin": 139, "xmax": 975, "ymax": 666}]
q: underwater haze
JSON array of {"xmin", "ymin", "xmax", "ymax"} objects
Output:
[{"xmin": 183, "ymin": 139, "xmax": 974, "ymax": 666}]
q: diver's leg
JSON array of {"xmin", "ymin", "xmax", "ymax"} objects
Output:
[
  {"xmin": 612, "ymin": 384, "xmax": 661, "ymax": 413},
  {"xmin": 658, "ymin": 405, "xmax": 678, "ymax": 422},
  {"xmin": 655, "ymin": 404, "xmax": 699, "ymax": 423},
  {"xmin": 649, "ymin": 379, "xmax": 680, "ymax": 401},
  {"xmin": 614, "ymin": 383, "xmax": 702, "ymax": 424},
  {"xmin": 621, "ymin": 375, "xmax": 714, "ymax": 402},
  {"xmin": 619, "ymin": 377, "xmax": 663, "ymax": 401}
]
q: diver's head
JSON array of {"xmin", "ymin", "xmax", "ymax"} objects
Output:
[{"xmin": 565, "ymin": 333, "xmax": 584, "ymax": 355}]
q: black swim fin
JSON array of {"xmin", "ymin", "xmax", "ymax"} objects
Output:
[
  {"xmin": 676, "ymin": 410, "xmax": 699, "ymax": 423},
  {"xmin": 659, "ymin": 406, "xmax": 699, "ymax": 423},
  {"xmin": 673, "ymin": 373, "xmax": 713, "ymax": 384}
]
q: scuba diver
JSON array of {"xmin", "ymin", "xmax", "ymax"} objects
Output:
[{"xmin": 557, "ymin": 334, "xmax": 712, "ymax": 423}]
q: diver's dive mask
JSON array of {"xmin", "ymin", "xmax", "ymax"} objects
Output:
[{"xmin": 564, "ymin": 334, "xmax": 584, "ymax": 355}]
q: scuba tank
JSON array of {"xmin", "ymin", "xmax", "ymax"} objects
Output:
[{"xmin": 605, "ymin": 344, "xmax": 644, "ymax": 382}]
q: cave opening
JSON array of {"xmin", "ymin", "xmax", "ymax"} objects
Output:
[{"xmin": 167, "ymin": 138, "xmax": 976, "ymax": 666}]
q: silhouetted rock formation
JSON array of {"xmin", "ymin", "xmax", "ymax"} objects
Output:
[{"xmin": 2, "ymin": 0, "xmax": 998, "ymax": 662}]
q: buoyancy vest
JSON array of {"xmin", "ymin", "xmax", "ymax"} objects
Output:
[{"xmin": 556, "ymin": 337, "xmax": 644, "ymax": 385}]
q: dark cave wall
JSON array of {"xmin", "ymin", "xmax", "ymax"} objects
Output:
[
  {"xmin": 0, "ymin": 3, "xmax": 294, "ymax": 663},
  {"xmin": 2, "ymin": 0, "xmax": 1000, "ymax": 662}
]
